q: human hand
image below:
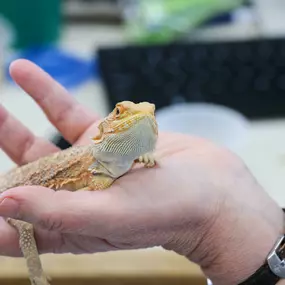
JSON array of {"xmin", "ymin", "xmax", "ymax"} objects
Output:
[{"xmin": 0, "ymin": 59, "xmax": 283, "ymax": 285}]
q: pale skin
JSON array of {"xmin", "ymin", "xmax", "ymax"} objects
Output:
[{"xmin": 0, "ymin": 59, "xmax": 284, "ymax": 285}]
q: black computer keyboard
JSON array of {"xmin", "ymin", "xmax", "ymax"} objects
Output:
[{"xmin": 97, "ymin": 37, "xmax": 285, "ymax": 119}]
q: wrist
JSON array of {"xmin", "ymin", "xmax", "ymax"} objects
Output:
[{"xmin": 198, "ymin": 201, "xmax": 284, "ymax": 285}]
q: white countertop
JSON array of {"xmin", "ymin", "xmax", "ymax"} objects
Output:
[{"xmin": 0, "ymin": 23, "xmax": 285, "ymax": 207}]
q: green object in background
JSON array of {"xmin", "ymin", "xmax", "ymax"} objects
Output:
[
  {"xmin": 0, "ymin": 0, "xmax": 61, "ymax": 49},
  {"xmin": 121, "ymin": 0, "xmax": 244, "ymax": 44}
]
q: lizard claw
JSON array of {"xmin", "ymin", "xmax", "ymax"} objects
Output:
[
  {"xmin": 136, "ymin": 153, "xmax": 157, "ymax": 168},
  {"xmin": 88, "ymin": 166, "xmax": 97, "ymax": 175}
]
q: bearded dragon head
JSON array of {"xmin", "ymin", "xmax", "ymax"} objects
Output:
[{"xmin": 91, "ymin": 101, "xmax": 158, "ymax": 157}]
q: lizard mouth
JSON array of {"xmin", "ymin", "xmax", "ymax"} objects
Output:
[
  {"xmin": 91, "ymin": 119, "xmax": 115, "ymax": 143},
  {"xmin": 91, "ymin": 121, "xmax": 105, "ymax": 143}
]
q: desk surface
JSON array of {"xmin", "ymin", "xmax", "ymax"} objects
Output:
[{"xmin": 0, "ymin": 249, "xmax": 205, "ymax": 283}]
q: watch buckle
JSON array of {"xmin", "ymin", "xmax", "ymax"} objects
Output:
[{"xmin": 268, "ymin": 235, "xmax": 285, "ymax": 278}]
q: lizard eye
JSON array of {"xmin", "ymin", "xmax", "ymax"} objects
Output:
[{"xmin": 115, "ymin": 107, "xmax": 120, "ymax": 116}]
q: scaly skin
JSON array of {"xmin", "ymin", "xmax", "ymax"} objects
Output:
[{"xmin": 0, "ymin": 101, "xmax": 158, "ymax": 285}]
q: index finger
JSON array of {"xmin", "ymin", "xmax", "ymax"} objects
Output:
[{"xmin": 9, "ymin": 59, "xmax": 100, "ymax": 144}]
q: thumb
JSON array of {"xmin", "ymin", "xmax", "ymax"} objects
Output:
[{"xmin": 0, "ymin": 186, "xmax": 121, "ymax": 235}]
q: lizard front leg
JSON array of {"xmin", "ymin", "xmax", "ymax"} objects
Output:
[
  {"xmin": 7, "ymin": 218, "xmax": 51, "ymax": 285},
  {"xmin": 88, "ymin": 158, "xmax": 134, "ymax": 178},
  {"xmin": 135, "ymin": 153, "xmax": 157, "ymax": 168},
  {"xmin": 88, "ymin": 161, "xmax": 108, "ymax": 175},
  {"xmin": 79, "ymin": 173, "xmax": 116, "ymax": 191}
]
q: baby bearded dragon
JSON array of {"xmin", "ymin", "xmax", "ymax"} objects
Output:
[{"xmin": 0, "ymin": 101, "xmax": 158, "ymax": 285}]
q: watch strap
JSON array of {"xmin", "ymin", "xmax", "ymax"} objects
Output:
[
  {"xmin": 238, "ymin": 208, "xmax": 285, "ymax": 285},
  {"xmin": 238, "ymin": 245, "xmax": 285, "ymax": 285}
]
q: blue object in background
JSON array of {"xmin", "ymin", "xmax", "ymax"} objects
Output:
[
  {"xmin": 203, "ymin": 11, "xmax": 233, "ymax": 26},
  {"xmin": 202, "ymin": 0, "xmax": 252, "ymax": 27},
  {"xmin": 6, "ymin": 45, "xmax": 98, "ymax": 91}
]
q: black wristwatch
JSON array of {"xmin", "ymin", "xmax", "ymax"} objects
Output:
[{"xmin": 238, "ymin": 209, "xmax": 285, "ymax": 285}]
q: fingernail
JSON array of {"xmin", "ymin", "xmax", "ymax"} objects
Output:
[{"xmin": 0, "ymin": 197, "xmax": 19, "ymax": 217}]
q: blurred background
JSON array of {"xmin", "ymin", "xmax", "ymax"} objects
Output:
[{"xmin": 1, "ymin": 0, "xmax": 285, "ymax": 284}]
